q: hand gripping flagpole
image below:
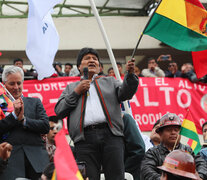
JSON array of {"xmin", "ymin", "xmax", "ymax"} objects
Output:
[{"xmin": 89, "ymin": 0, "xmax": 131, "ymax": 114}]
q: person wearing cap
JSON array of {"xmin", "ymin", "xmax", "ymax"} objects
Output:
[
  {"xmin": 55, "ymin": 47, "xmax": 138, "ymax": 180},
  {"xmin": 158, "ymin": 149, "xmax": 200, "ymax": 180},
  {"xmin": 141, "ymin": 113, "xmax": 207, "ymax": 180}
]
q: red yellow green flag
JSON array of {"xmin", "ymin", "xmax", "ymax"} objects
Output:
[
  {"xmin": 143, "ymin": 0, "xmax": 207, "ymax": 51},
  {"xmin": 180, "ymin": 110, "xmax": 201, "ymax": 155},
  {"xmin": 0, "ymin": 87, "xmax": 13, "ymax": 120},
  {"xmin": 54, "ymin": 129, "xmax": 83, "ymax": 180}
]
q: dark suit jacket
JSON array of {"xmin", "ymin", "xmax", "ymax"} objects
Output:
[{"xmin": 0, "ymin": 97, "xmax": 50, "ymax": 180}]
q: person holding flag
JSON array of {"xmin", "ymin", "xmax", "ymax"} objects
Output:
[
  {"xmin": 141, "ymin": 113, "xmax": 207, "ymax": 180},
  {"xmin": 55, "ymin": 47, "xmax": 138, "ymax": 180}
]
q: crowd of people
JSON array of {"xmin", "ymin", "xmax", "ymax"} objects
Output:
[
  {"xmin": 0, "ymin": 48, "xmax": 206, "ymax": 180},
  {"xmin": 1, "ymin": 53, "xmax": 207, "ymax": 84}
]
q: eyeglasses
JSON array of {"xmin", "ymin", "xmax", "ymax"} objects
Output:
[{"xmin": 168, "ymin": 64, "xmax": 176, "ymax": 67}]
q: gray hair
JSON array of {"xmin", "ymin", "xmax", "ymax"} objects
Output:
[{"xmin": 2, "ymin": 66, "xmax": 24, "ymax": 83}]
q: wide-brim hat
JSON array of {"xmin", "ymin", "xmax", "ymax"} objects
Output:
[{"xmin": 157, "ymin": 150, "xmax": 199, "ymax": 180}]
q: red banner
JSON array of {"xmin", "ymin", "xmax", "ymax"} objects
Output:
[{"xmin": 23, "ymin": 77, "xmax": 207, "ymax": 134}]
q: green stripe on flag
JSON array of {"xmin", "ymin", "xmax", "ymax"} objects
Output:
[
  {"xmin": 180, "ymin": 127, "xmax": 201, "ymax": 155},
  {"xmin": 180, "ymin": 127, "xmax": 200, "ymax": 142},
  {"xmin": 144, "ymin": 13, "xmax": 207, "ymax": 52}
]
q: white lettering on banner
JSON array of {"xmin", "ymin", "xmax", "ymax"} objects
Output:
[
  {"xmin": 134, "ymin": 113, "xmax": 162, "ymax": 126},
  {"xmin": 144, "ymin": 87, "xmax": 159, "ymax": 106},
  {"xmin": 179, "ymin": 80, "xmax": 186, "ymax": 89},
  {"xmin": 159, "ymin": 87, "xmax": 174, "ymax": 105},
  {"xmin": 135, "ymin": 114, "xmax": 142, "ymax": 125},
  {"xmin": 200, "ymin": 118, "xmax": 206, "ymax": 127},
  {"xmin": 185, "ymin": 80, "xmax": 192, "ymax": 89},
  {"xmin": 49, "ymin": 99, "xmax": 58, "ymax": 103},
  {"xmin": 35, "ymin": 84, "xmax": 42, "ymax": 92},
  {"xmin": 50, "ymin": 83, "xmax": 58, "ymax": 90},
  {"xmin": 43, "ymin": 84, "xmax": 50, "ymax": 91},
  {"xmin": 59, "ymin": 82, "xmax": 66, "ymax": 90},
  {"xmin": 194, "ymin": 83, "xmax": 198, "ymax": 90},
  {"xmin": 22, "ymin": 89, "xmax": 28, "ymax": 92},
  {"xmin": 179, "ymin": 80, "xmax": 206, "ymax": 92},
  {"xmin": 28, "ymin": 93, "xmax": 43, "ymax": 101},
  {"xmin": 130, "ymin": 95, "xmax": 140, "ymax": 107},
  {"xmin": 198, "ymin": 84, "xmax": 206, "ymax": 91},
  {"xmin": 177, "ymin": 89, "xmax": 191, "ymax": 108},
  {"xmin": 34, "ymin": 82, "xmax": 67, "ymax": 92},
  {"xmin": 155, "ymin": 78, "xmax": 169, "ymax": 86},
  {"xmin": 139, "ymin": 78, "xmax": 147, "ymax": 87}
]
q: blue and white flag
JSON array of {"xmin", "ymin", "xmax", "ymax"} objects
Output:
[{"xmin": 26, "ymin": 0, "xmax": 62, "ymax": 80}]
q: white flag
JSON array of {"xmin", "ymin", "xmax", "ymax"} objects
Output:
[{"xmin": 26, "ymin": 0, "xmax": 62, "ymax": 80}]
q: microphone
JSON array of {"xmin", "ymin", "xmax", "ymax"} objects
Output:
[{"xmin": 83, "ymin": 67, "xmax": 88, "ymax": 80}]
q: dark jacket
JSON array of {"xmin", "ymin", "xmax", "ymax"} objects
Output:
[
  {"xmin": 123, "ymin": 113, "xmax": 145, "ymax": 180},
  {"xmin": 141, "ymin": 143, "xmax": 207, "ymax": 180},
  {"xmin": 0, "ymin": 97, "xmax": 50, "ymax": 180},
  {"xmin": 0, "ymin": 159, "xmax": 7, "ymax": 174},
  {"xmin": 165, "ymin": 70, "xmax": 182, "ymax": 77},
  {"xmin": 181, "ymin": 70, "xmax": 198, "ymax": 83}
]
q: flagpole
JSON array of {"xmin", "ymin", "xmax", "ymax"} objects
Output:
[
  {"xmin": 173, "ymin": 109, "xmax": 190, "ymax": 150},
  {"xmin": 88, "ymin": 0, "xmax": 131, "ymax": 114},
  {"xmin": 0, "ymin": 82, "xmax": 15, "ymax": 102},
  {"xmin": 173, "ymin": 134, "xmax": 179, "ymax": 151},
  {"xmin": 131, "ymin": 0, "xmax": 163, "ymax": 59}
]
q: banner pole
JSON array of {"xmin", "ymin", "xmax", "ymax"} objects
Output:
[{"xmin": 89, "ymin": 0, "xmax": 131, "ymax": 114}]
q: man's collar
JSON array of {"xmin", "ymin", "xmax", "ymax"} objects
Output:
[{"xmin": 92, "ymin": 74, "xmax": 98, "ymax": 81}]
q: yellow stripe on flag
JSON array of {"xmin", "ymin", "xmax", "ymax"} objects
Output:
[
  {"xmin": 76, "ymin": 171, "xmax": 84, "ymax": 180},
  {"xmin": 51, "ymin": 169, "xmax": 56, "ymax": 180},
  {"xmin": 191, "ymin": 140, "xmax": 198, "ymax": 151},
  {"xmin": 186, "ymin": 1, "xmax": 207, "ymax": 37},
  {"xmin": 182, "ymin": 119, "xmax": 197, "ymax": 133},
  {"xmin": 156, "ymin": 0, "xmax": 187, "ymax": 27}
]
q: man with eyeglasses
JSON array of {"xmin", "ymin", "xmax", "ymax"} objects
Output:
[
  {"xmin": 165, "ymin": 61, "xmax": 182, "ymax": 78},
  {"xmin": 140, "ymin": 113, "xmax": 207, "ymax": 180}
]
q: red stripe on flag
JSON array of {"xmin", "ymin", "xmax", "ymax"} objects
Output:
[
  {"xmin": 192, "ymin": 50, "xmax": 207, "ymax": 79},
  {"xmin": 187, "ymin": 138, "xmax": 193, "ymax": 147},
  {"xmin": 190, "ymin": 0, "xmax": 207, "ymax": 78},
  {"xmin": 185, "ymin": 0, "xmax": 205, "ymax": 8},
  {"xmin": 54, "ymin": 129, "xmax": 82, "ymax": 180}
]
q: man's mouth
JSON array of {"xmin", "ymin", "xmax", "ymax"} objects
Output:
[{"xmin": 88, "ymin": 64, "xmax": 96, "ymax": 68}]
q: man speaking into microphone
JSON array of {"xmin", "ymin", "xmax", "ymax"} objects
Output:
[{"xmin": 55, "ymin": 47, "xmax": 138, "ymax": 180}]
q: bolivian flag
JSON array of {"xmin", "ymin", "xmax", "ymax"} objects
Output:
[
  {"xmin": 180, "ymin": 110, "xmax": 201, "ymax": 155},
  {"xmin": 54, "ymin": 129, "xmax": 83, "ymax": 180},
  {"xmin": 144, "ymin": 0, "xmax": 207, "ymax": 52}
]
